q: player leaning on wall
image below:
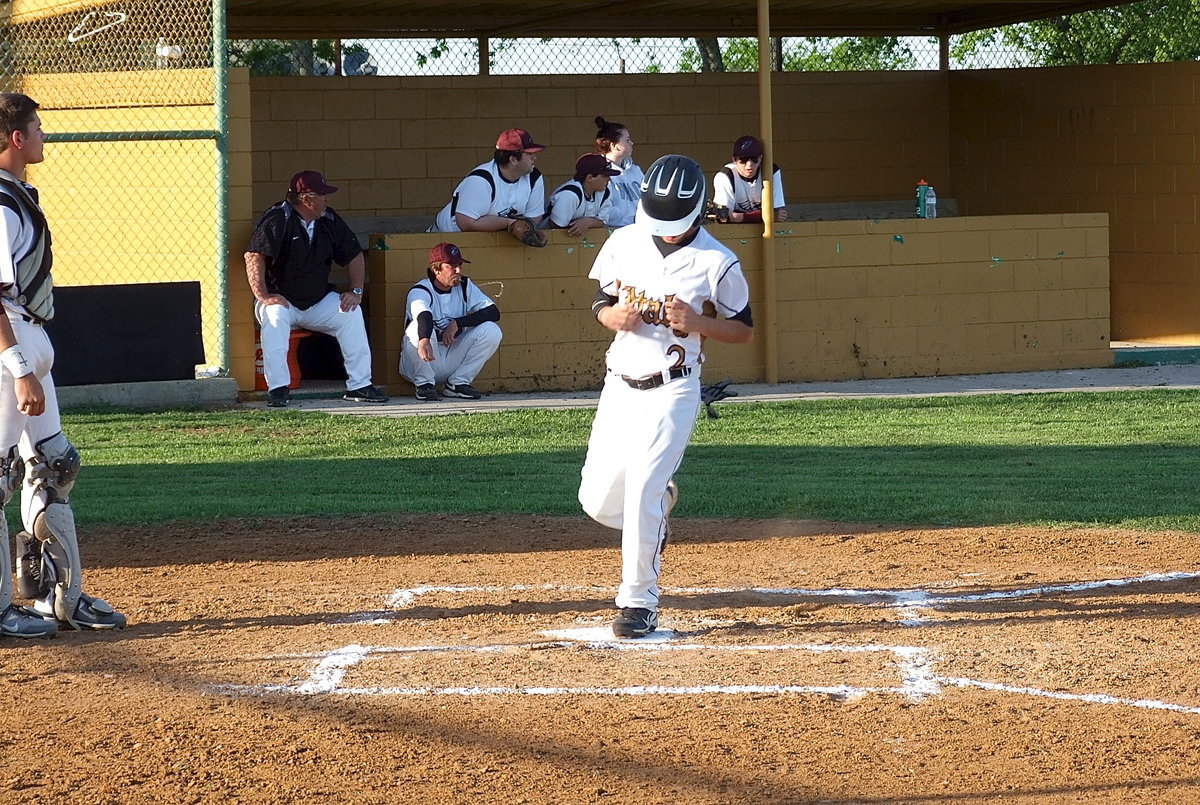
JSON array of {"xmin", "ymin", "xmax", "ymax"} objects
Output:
[
  {"xmin": 579, "ymin": 154, "xmax": 754, "ymax": 639},
  {"xmin": 0, "ymin": 93, "xmax": 126, "ymax": 638}
]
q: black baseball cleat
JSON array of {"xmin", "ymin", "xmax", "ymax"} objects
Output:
[
  {"xmin": 442, "ymin": 382, "xmax": 482, "ymax": 400},
  {"xmin": 266, "ymin": 386, "xmax": 290, "ymax": 408},
  {"xmin": 612, "ymin": 607, "xmax": 658, "ymax": 639},
  {"xmin": 415, "ymin": 383, "xmax": 440, "ymax": 401},
  {"xmin": 344, "ymin": 384, "xmax": 389, "ymax": 403}
]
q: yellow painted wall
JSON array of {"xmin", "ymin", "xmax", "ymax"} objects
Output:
[
  {"xmin": 950, "ymin": 62, "xmax": 1199, "ymax": 344},
  {"xmin": 19, "ymin": 67, "xmax": 252, "ymax": 380},
  {"xmin": 367, "ymin": 214, "xmax": 1109, "ymax": 395}
]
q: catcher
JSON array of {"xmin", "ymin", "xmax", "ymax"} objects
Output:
[{"xmin": 432, "ymin": 128, "xmax": 548, "ymax": 246}]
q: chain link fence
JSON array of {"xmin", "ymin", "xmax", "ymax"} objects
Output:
[
  {"xmin": 2, "ymin": 0, "xmax": 227, "ymax": 377},
  {"xmin": 228, "ymin": 0, "xmax": 1198, "ymax": 77}
]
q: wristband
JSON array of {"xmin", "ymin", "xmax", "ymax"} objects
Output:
[{"xmin": 0, "ymin": 346, "xmax": 32, "ymax": 378}]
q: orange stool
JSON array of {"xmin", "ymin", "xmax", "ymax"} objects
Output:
[{"xmin": 254, "ymin": 330, "xmax": 311, "ymax": 391}]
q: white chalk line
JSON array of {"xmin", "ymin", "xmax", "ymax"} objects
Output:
[
  {"xmin": 227, "ymin": 640, "xmax": 937, "ymax": 701},
  {"xmin": 227, "ymin": 570, "xmax": 1200, "ymax": 714},
  {"xmin": 370, "ymin": 570, "xmax": 1200, "ymax": 628},
  {"xmin": 230, "ymin": 639, "xmax": 1200, "ymax": 716}
]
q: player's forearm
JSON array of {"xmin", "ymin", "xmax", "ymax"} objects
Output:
[
  {"xmin": 694, "ymin": 316, "xmax": 753, "ymax": 344},
  {"xmin": 456, "ymin": 213, "xmax": 511, "ymax": 232},
  {"xmin": 346, "ymin": 253, "xmax": 366, "ymax": 289}
]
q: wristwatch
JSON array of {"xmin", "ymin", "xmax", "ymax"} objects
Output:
[{"xmin": 350, "ymin": 287, "xmax": 363, "ymax": 295}]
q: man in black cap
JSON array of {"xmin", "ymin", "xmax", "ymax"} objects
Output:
[{"xmin": 245, "ymin": 170, "xmax": 388, "ymax": 407}]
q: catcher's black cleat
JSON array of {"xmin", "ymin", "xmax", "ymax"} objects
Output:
[{"xmin": 612, "ymin": 607, "xmax": 658, "ymax": 639}]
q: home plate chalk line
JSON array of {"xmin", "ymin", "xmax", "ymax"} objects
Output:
[{"xmin": 228, "ymin": 570, "xmax": 1200, "ymax": 715}]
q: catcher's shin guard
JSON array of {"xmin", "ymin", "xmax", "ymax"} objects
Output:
[
  {"xmin": 24, "ymin": 432, "xmax": 124, "ymax": 630},
  {"xmin": 1, "ymin": 446, "xmax": 45, "ymax": 600}
]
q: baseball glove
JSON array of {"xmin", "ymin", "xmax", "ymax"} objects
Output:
[
  {"xmin": 700, "ymin": 378, "xmax": 738, "ymax": 419},
  {"xmin": 507, "ymin": 215, "xmax": 547, "ymax": 248}
]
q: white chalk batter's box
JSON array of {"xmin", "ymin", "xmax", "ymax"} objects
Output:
[{"xmin": 224, "ymin": 572, "xmax": 1200, "ymax": 716}]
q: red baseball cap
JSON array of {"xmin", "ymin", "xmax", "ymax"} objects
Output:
[
  {"xmin": 575, "ymin": 153, "xmax": 621, "ymax": 177},
  {"xmin": 289, "ymin": 170, "xmax": 338, "ymax": 195},
  {"xmin": 430, "ymin": 242, "xmax": 470, "ymax": 266},
  {"xmin": 732, "ymin": 135, "xmax": 763, "ymax": 159},
  {"xmin": 495, "ymin": 128, "xmax": 545, "ymax": 153}
]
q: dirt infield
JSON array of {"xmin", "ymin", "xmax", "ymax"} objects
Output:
[{"xmin": 3, "ymin": 514, "xmax": 1200, "ymax": 804}]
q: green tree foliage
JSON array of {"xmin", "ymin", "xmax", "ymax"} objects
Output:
[
  {"xmin": 228, "ymin": 39, "xmax": 373, "ymax": 76},
  {"xmin": 953, "ymin": 0, "xmax": 1200, "ymax": 66},
  {"xmin": 679, "ymin": 36, "xmax": 921, "ymax": 72}
]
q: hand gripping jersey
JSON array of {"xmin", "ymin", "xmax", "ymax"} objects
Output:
[
  {"xmin": 433, "ymin": 161, "xmax": 545, "ymax": 233},
  {"xmin": 588, "ymin": 225, "xmax": 750, "ymax": 378},
  {"xmin": 712, "ymin": 162, "xmax": 786, "ymax": 215}
]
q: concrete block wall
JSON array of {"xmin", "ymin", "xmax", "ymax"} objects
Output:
[
  {"xmin": 950, "ymin": 62, "xmax": 1199, "ymax": 344},
  {"xmin": 365, "ymin": 213, "xmax": 1109, "ymax": 396},
  {"xmin": 773, "ymin": 214, "xmax": 1111, "ymax": 380},
  {"xmin": 248, "ymin": 72, "xmax": 949, "ymax": 219}
]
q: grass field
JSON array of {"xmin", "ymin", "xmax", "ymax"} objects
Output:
[{"xmin": 57, "ymin": 389, "xmax": 1200, "ymax": 531}]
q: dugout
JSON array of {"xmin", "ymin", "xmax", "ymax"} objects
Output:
[{"xmin": 3, "ymin": 2, "xmax": 1191, "ymax": 394}]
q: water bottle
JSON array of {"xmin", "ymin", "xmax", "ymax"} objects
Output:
[{"xmin": 916, "ymin": 179, "xmax": 937, "ymax": 218}]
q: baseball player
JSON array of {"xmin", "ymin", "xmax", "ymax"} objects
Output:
[
  {"xmin": 399, "ymin": 243, "xmax": 501, "ymax": 401},
  {"xmin": 712, "ymin": 135, "xmax": 787, "ymax": 224},
  {"xmin": 579, "ymin": 154, "xmax": 754, "ymax": 639},
  {"xmin": 432, "ymin": 129, "xmax": 546, "ymax": 236},
  {"xmin": 544, "ymin": 153, "xmax": 620, "ymax": 237},
  {"xmin": 0, "ymin": 93, "xmax": 125, "ymax": 638},
  {"xmin": 594, "ymin": 116, "xmax": 643, "ymax": 228}
]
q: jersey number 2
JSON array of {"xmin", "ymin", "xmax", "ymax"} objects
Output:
[{"xmin": 666, "ymin": 344, "xmax": 686, "ymax": 369}]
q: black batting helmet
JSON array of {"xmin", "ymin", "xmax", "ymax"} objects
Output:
[{"xmin": 636, "ymin": 154, "xmax": 706, "ymax": 237}]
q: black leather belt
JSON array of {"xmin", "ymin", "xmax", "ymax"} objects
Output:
[{"xmin": 620, "ymin": 365, "xmax": 692, "ymax": 390}]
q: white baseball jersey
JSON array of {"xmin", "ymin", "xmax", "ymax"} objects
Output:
[
  {"xmin": 605, "ymin": 158, "xmax": 644, "ymax": 228},
  {"xmin": 433, "ymin": 161, "xmax": 545, "ymax": 232},
  {"xmin": 546, "ymin": 179, "xmax": 613, "ymax": 228},
  {"xmin": 588, "ymin": 225, "xmax": 751, "ymax": 377},
  {"xmin": 712, "ymin": 163, "xmax": 785, "ymax": 214},
  {"xmin": 403, "ymin": 276, "xmax": 497, "ymax": 336}
]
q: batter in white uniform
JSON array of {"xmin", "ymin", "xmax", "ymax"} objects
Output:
[
  {"xmin": 579, "ymin": 155, "xmax": 754, "ymax": 639},
  {"xmin": 0, "ymin": 93, "xmax": 125, "ymax": 638}
]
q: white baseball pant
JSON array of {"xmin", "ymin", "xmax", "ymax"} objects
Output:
[
  {"xmin": 399, "ymin": 321, "xmax": 502, "ymax": 388},
  {"xmin": 579, "ymin": 372, "xmax": 700, "ymax": 611},
  {"xmin": 256, "ymin": 291, "xmax": 374, "ymax": 391}
]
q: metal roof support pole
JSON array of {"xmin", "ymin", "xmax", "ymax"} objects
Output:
[
  {"xmin": 757, "ymin": 0, "xmax": 778, "ymax": 384},
  {"xmin": 213, "ymin": 0, "xmax": 230, "ymax": 372},
  {"xmin": 479, "ymin": 38, "xmax": 490, "ymax": 75}
]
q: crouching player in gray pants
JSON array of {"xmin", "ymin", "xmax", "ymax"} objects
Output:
[{"xmin": 0, "ymin": 92, "xmax": 125, "ymax": 638}]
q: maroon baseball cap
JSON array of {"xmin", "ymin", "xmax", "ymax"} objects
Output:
[
  {"xmin": 575, "ymin": 153, "xmax": 621, "ymax": 177},
  {"xmin": 430, "ymin": 242, "xmax": 470, "ymax": 266},
  {"xmin": 495, "ymin": 128, "xmax": 545, "ymax": 153},
  {"xmin": 289, "ymin": 170, "xmax": 338, "ymax": 195},
  {"xmin": 732, "ymin": 135, "xmax": 763, "ymax": 159}
]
